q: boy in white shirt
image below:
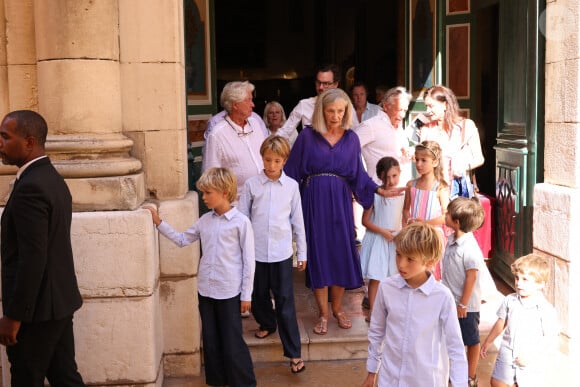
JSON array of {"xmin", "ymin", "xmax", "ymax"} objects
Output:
[
  {"xmin": 481, "ymin": 254, "xmax": 559, "ymax": 387},
  {"xmin": 145, "ymin": 167, "xmax": 256, "ymax": 387},
  {"xmin": 442, "ymin": 197, "xmax": 486, "ymax": 386},
  {"xmin": 238, "ymin": 135, "xmax": 307, "ymax": 374},
  {"xmin": 363, "ymin": 222, "xmax": 468, "ymax": 387}
]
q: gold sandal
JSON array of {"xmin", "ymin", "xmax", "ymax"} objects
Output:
[
  {"xmin": 333, "ymin": 311, "xmax": 352, "ymax": 329},
  {"xmin": 313, "ymin": 317, "xmax": 328, "ymax": 335}
]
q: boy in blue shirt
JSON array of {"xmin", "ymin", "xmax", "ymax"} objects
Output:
[
  {"xmin": 442, "ymin": 197, "xmax": 486, "ymax": 387},
  {"xmin": 145, "ymin": 167, "xmax": 256, "ymax": 387},
  {"xmin": 238, "ymin": 135, "xmax": 307, "ymax": 374}
]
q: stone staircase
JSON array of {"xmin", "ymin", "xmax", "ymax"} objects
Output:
[{"xmin": 241, "ymin": 271, "xmax": 370, "ymax": 363}]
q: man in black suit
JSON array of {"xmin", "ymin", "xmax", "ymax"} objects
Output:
[{"xmin": 0, "ymin": 110, "xmax": 85, "ymax": 386}]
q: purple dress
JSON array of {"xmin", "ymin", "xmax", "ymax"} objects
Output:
[{"xmin": 284, "ymin": 126, "xmax": 378, "ymax": 289}]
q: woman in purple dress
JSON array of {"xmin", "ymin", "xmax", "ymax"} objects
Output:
[{"xmin": 285, "ymin": 88, "xmax": 402, "ymax": 335}]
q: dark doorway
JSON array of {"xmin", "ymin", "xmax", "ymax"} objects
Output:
[
  {"xmin": 214, "ymin": 0, "xmax": 403, "ymax": 120},
  {"xmin": 472, "ymin": 2, "xmax": 500, "ymax": 197}
]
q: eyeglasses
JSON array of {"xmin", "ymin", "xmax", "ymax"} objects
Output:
[
  {"xmin": 225, "ymin": 117, "xmax": 254, "ymax": 137},
  {"xmin": 315, "ymin": 80, "xmax": 336, "ymax": 87},
  {"xmin": 236, "ymin": 128, "xmax": 254, "ymax": 137}
]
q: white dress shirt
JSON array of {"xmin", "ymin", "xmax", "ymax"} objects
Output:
[
  {"xmin": 205, "ymin": 110, "xmax": 268, "ymax": 139},
  {"xmin": 354, "ymin": 111, "xmax": 413, "ymax": 185},
  {"xmin": 367, "ymin": 274, "xmax": 468, "ymax": 386},
  {"xmin": 238, "ymin": 171, "xmax": 307, "ymax": 263},
  {"xmin": 202, "ymin": 116, "xmax": 266, "ymax": 194},
  {"xmin": 156, "ymin": 207, "xmax": 255, "ymax": 301},
  {"xmin": 419, "ymin": 119, "xmax": 484, "ymax": 185},
  {"xmin": 277, "ymin": 96, "xmax": 317, "ymax": 138}
]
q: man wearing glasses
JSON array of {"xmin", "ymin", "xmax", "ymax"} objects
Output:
[{"xmin": 277, "ymin": 64, "xmax": 340, "ymax": 136}]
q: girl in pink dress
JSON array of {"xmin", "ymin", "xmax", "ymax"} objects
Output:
[{"xmin": 403, "ymin": 141, "xmax": 449, "ymax": 279}]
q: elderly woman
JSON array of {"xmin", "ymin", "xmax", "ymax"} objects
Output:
[
  {"xmin": 285, "ymin": 88, "xmax": 400, "ymax": 335},
  {"xmin": 420, "ymin": 85, "xmax": 484, "ymax": 189},
  {"xmin": 263, "ymin": 101, "xmax": 298, "ymax": 146},
  {"xmin": 203, "ymin": 81, "xmax": 266, "ymax": 195}
]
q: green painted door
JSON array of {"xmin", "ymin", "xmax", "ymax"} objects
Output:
[{"xmin": 492, "ymin": 0, "xmax": 544, "ymax": 284}]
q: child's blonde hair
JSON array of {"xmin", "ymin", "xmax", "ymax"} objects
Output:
[
  {"xmin": 394, "ymin": 222, "xmax": 444, "ymax": 267},
  {"xmin": 260, "ymin": 135, "xmax": 291, "ymax": 159},
  {"xmin": 511, "ymin": 254, "xmax": 550, "ymax": 285},
  {"xmin": 195, "ymin": 167, "xmax": 237, "ymax": 203},
  {"xmin": 447, "ymin": 197, "xmax": 485, "ymax": 232},
  {"xmin": 415, "ymin": 140, "xmax": 447, "ymax": 188}
]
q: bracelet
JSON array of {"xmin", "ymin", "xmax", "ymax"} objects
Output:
[{"xmin": 458, "ymin": 303, "xmax": 467, "ymax": 309}]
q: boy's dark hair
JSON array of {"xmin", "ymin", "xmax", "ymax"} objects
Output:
[
  {"xmin": 376, "ymin": 156, "xmax": 400, "ymax": 182},
  {"xmin": 511, "ymin": 254, "xmax": 550, "ymax": 284},
  {"xmin": 447, "ymin": 197, "xmax": 485, "ymax": 232},
  {"xmin": 5, "ymin": 110, "xmax": 48, "ymax": 147}
]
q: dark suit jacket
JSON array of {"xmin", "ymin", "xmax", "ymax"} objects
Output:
[{"xmin": 1, "ymin": 157, "xmax": 82, "ymax": 323}]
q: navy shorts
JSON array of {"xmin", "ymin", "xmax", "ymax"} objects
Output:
[{"xmin": 458, "ymin": 311, "xmax": 480, "ymax": 346}]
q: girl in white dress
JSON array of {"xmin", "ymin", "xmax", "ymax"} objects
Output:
[{"xmin": 359, "ymin": 157, "xmax": 405, "ymax": 320}]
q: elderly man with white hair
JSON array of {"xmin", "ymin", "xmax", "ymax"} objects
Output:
[
  {"xmin": 354, "ymin": 86, "xmax": 414, "ymax": 185},
  {"xmin": 202, "ymin": 81, "xmax": 266, "ymax": 196}
]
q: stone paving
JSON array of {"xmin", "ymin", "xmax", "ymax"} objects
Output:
[{"xmin": 165, "ymin": 270, "xmax": 574, "ymax": 386}]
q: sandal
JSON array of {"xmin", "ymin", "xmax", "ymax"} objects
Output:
[
  {"xmin": 254, "ymin": 329, "xmax": 276, "ymax": 339},
  {"xmin": 290, "ymin": 359, "xmax": 306, "ymax": 374},
  {"xmin": 333, "ymin": 311, "xmax": 352, "ymax": 329},
  {"xmin": 313, "ymin": 317, "xmax": 328, "ymax": 335}
]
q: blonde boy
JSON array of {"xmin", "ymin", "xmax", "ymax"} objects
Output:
[
  {"xmin": 145, "ymin": 167, "xmax": 256, "ymax": 387},
  {"xmin": 481, "ymin": 254, "xmax": 559, "ymax": 387},
  {"xmin": 363, "ymin": 223, "xmax": 468, "ymax": 387},
  {"xmin": 238, "ymin": 135, "xmax": 307, "ymax": 373}
]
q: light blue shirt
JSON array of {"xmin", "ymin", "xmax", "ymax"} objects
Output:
[
  {"xmin": 367, "ymin": 274, "xmax": 468, "ymax": 386},
  {"xmin": 156, "ymin": 207, "xmax": 255, "ymax": 301},
  {"xmin": 352, "ymin": 102, "xmax": 381, "ymax": 126},
  {"xmin": 238, "ymin": 171, "xmax": 307, "ymax": 263},
  {"xmin": 441, "ymin": 232, "xmax": 484, "ymax": 312}
]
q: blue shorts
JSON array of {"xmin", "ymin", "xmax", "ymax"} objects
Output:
[{"xmin": 458, "ymin": 312, "xmax": 480, "ymax": 346}]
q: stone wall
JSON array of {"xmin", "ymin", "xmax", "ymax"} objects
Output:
[
  {"xmin": 536, "ymin": 0, "xmax": 580, "ymax": 358},
  {"xmin": 0, "ymin": 0, "xmax": 200, "ymax": 384}
]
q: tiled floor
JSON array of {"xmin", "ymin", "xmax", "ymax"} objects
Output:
[{"xmin": 166, "ymin": 271, "xmax": 573, "ymax": 386}]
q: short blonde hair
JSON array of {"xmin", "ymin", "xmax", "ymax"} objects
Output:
[
  {"xmin": 195, "ymin": 167, "xmax": 237, "ymax": 203},
  {"xmin": 511, "ymin": 254, "xmax": 550, "ymax": 284},
  {"xmin": 262, "ymin": 101, "xmax": 287, "ymax": 128},
  {"xmin": 311, "ymin": 88, "xmax": 353, "ymax": 134},
  {"xmin": 260, "ymin": 135, "xmax": 290, "ymax": 159},
  {"xmin": 447, "ymin": 197, "xmax": 485, "ymax": 232},
  {"xmin": 394, "ymin": 223, "xmax": 443, "ymax": 267}
]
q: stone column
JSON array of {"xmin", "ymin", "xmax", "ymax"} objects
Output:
[
  {"xmin": 33, "ymin": 0, "xmax": 144, "ymax": 211},
  {"xmin": 1, "ymin": 0, "xmax": 200, "ymax": 385},
  {"xmin": 536, "ymin": 0, "xmax": 580, "ymax": 363},
  {"xmin": 0, "ymin": 0, "xmax": 37, "ymax": 200}
]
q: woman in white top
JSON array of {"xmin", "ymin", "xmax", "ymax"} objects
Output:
[
  {"xmin": 420, "ymin": 85, "xmax": 484, "ymax": 188},
  {"xmin": 263, "ymin": 101, "xmax": 298, "ymax": 146}
]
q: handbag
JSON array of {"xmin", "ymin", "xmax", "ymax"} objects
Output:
[{"xmin": 450, "ymin": 119, "xmax": 478, "ymax": 199}]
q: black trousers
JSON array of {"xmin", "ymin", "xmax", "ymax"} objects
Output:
[
  {"xmin": 6, "ymin": 316, "xmax": 85, "ymax": 387},
  {"xmin": 251, "ymin": 257, "xmax": 301, "ymax": 359},
  {"xmin": 198, "ymin": 293, "xmax": 256, "ymax": 387}
]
